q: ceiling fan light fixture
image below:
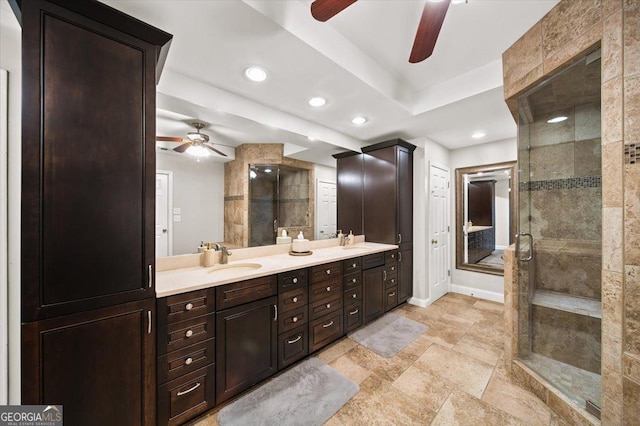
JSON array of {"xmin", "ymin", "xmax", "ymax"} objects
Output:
[
  {"xmin": 185, "ymin": 145, "xmax": 211, "ymax": 158},
  {"xmin": 351, "ymin": 116, "xmax": 368, "ymax": 125},
  {"xmin": 308, "ymin": 97, "xmax": 327, "ymax": 107},
  {"xmin": 244, "ymin": 66, "xmax": 268, "ymax": 82}
]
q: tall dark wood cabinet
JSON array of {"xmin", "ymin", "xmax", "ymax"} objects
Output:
[
  {"xmin": 17, "ymin": 1, "xmax": 171, "ymax": 424},
  {"xmin": 361, "ymin": 139, "xmax": 415, "ymax": 305},
  {"xmin": 333, "ymin": 151, "xmax": 364, "ymax": 235}
]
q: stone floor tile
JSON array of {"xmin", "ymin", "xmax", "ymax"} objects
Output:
[
  {"xmin": 315, "ymin": 337, "xmax": 358, "ymax": 364},
  {"xmin": 431, "ymin": 388, "xmax": 528, "ymax": 426},
  {"xmin": 391, "ymin": 365, "xmax": 454, "ymax": 412},
  {"xmin": 453, "ymin": 335, "xmax": 503, "ymax": 366},
  {"xmin": 482, "ymin": 377, "xmax": 553, "ymax": 425},
  {"xmin": 329, "ymin": 354, "xmax": 372, "ymax": 385}
]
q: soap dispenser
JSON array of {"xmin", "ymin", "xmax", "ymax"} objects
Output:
[{"xmin": 348, "ymin": 230, "xmax": 355, "ymax": 245}]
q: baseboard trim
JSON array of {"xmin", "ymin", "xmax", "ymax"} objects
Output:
[
  {"xmin": 450, "ymin": 284, "xmax": 504, "ymax": 303},
  {"xmin": 407, "ymin": 296, "xmax": 431, "ymax": 308}
]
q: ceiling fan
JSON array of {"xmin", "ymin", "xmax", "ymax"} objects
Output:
[
  {"xmin": 310, "ymin": 0, "xmax": 459, "ymax": 63},
  {"xmin": 156, "ymin": 122, "xmax": 228, "ymax": 157}
]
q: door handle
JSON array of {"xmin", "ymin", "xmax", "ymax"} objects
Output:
[
  {"xmin": 273, "ymin": 304, "xmax": 278, "ymax": 321},
  {"xmin": 431, "ymin": 239, "xmax": 438, "ymax": 244},
  {"xmin": 515, "ymin": 233, "xmax": 533, "ymax": 261},
  {"xmin": 398, "ymin": 233, "xmax": 402, "ymax": 244},
  {"xmin": 148, "ymin": 265, "xmax": 153, "ymax": 288},
  {"xmin": 147, "ymin": 310, "xmax": 152, "ymax": 334},
  {"xmin": 162, "ymin": 228, "xmax": 167, "ymax": 233}
]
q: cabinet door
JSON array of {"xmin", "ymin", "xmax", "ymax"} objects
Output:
[
  {"xmin": 398, "ymin": 249, "xmax": 413, "ymax": 303},
  {"xmin": 336, "ymin": 153, "xmax": 364, "ymax": 235},
  {"xmin": 363, "ymin": 147, "xmax": 397, "ymax": 245},
  {"xmin": 21, "ymin": 299, "xmax": 156, "ymax": 426},
  {"xmin": 363, "ymin": 266, "xmax": 385, "ymax": 324},
  {"xmin": 21, "ymin": 0, "xmax": 161, "ymax": 321},
  {"xmin": 397, "ymin": 146, "xmax": 413, "ymax": 250},
  {"xmin": 215, "ymin": 296, "xmax": 278, "ymax": 405}
]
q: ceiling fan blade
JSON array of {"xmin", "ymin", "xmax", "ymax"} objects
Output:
[
  {"xmin": 173, "ymin": 142, "xmax": 192, "ymax": 153},
  {"xmin": 156, "ymin": 136, "xmax": 184, "ymax": 142},
  {"xmin": 205, "ymin": 144, "xmax": 228, "ymax": 157},
  {"xmin": 311, "ymin": 0, "xmax": 357, "ymax": 22},
  {"xmin": 409, "ymin": 0, "xmax": 450, "ymax": 63}
]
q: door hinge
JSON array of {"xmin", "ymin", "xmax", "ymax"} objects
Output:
[
  {"xmin": 447, "ymin": 226, "xmax": 450, "ymax": 232},
  {"xmin": 448, "ymin": 270, "xmax": 450, "ymax": 276},
  {"xmin": 447, "ymin": 181, "xmax": 450, "ymax": 188}
]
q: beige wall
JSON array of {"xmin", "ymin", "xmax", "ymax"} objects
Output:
[{"xmin": 502, "ymin": 0, "xmax": 640, "ymax": 423}]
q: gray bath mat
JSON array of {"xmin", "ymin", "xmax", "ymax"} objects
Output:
[
  {"xmin": 348, "ymin": 312, "xmax": 428, "ymax": 358},
  {"xmin": 217, "ymin": 357, "xmax": 358, "ymax": 426}
]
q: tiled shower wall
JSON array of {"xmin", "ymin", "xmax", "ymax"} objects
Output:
[
  {"xmin": 502, "ymin": 0, "xmax": 640, "ymax": 423},
  {"xmin": 224, "ymin": 144, "xmax": 315, "ymax": 248}
]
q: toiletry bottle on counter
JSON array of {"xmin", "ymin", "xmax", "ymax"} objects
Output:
[{"xmin": 348, "ymin": 230, "xmax": 355, "ymax": 245}]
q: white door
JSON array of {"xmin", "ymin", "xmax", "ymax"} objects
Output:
[
  {"xmin": 316, "ymin": 180, "xmax": 337, "ymax": 240},
  {"xmin": 429, "ymin": 163, "xmax": 450, "ymax": 302},
  {"xmin": 156, "ymin": 172, "xmax": 171, "ymax": 257}
]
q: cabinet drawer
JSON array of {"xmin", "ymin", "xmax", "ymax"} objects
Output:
[
  {"xmin": 310, "ymin": 262, "xmax": 342, "ymax": 283},
  {"xmin": 278, "ymin": 306, "xmax": 308, "ymax": 333},
  {"xmin": 343, "ymin": 258, "xmax": 361, "ymax": 274},
  {"xmin": 385, "ymin": 262, "xmax": 398, "ymax": 275},
  {"xmin": 343, "ymin": 272, "xmax": 361, "ymax": 290},
  {"xmin": 158, "ymin": 338, "xmax": 215, "ymax": 384},
  {"xmin": 158, "ymin": 364, "xmax": 215, "ymax": 426},
  {"xmin": 158, "ymin": 288, "xmax": 216, "ymax": 327},
  {"xmin": 344, "ymin": 302, "xmax": 363, "ymax": 333},
  {"xmin": 344, "ymin": 286, "xmax": 362, "ymax": 304},
  {"xmin": 385, "ymin": 286, "xmax": 398, "ymax": 312},
  {"xmin": 362, "ymin": 252, "xmax": 385, "ymax": 270},
  {"xmin": 310, "ymin": 311, "xmax": 344, "ymax": 353},
  {"xmin": 385, "ymin": 272, "xmax": 398, "ymax": 289},
  {"xmin": 216, "ymin": 275, "xmax": 277, "ymax": 310},
  {"xmin": 159, "ymin": 314, "xmax": 215, "ymax": 355},
  {"xmin": 310, "ymin": 277, "xmax": 342, "ymax": 302},
  {"xmin": 310, "ymin": 294, "xmax": 342, "ymax": 320},
  {"xmin": 278, "ymin": 286, "xmax": 308, "ymax": 313},
  {"xmin": 278, "ymin": 268, "xmax": 308, "ymax": 292},
  {"xmin": 385, "ymin": 250, "xmax": 399, "ymax": 264},
  {"xmin": 278, "ymin": 324, "xmax": 308, "ymax": 370}
]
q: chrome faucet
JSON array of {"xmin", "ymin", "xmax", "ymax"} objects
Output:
[
  {"xmin": 220, "ymin": 246, "xmax": 232, "ymax": 264},
  {"xmin": 338, "ymin": 230, "xmax": 348, "ymax": 246}
]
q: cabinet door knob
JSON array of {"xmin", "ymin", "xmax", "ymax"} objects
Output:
[
  {"xmin": 185, "ymin": 329, "xmax": 193, "ymax": 338},
  {"xmin": 391, "ymin": 279, "xmax": 395, "ymax": 283},
  {"xmin": 185, "ymin": 303, "xmax": 193, "ymax": 311},
  {"xmin": 292, "ymin": 296, "xmax": 298, "ymax": 303},
  {"xmin": 326, "ymin": 286, "xmax": 331, "ymax": 292},
  {"xmin": 322, "ymin": 320, "xmax": 334, "ymax": 328},
  {"xmin": 293, "ymin": 316, "xmax": 298, "ymax": 323},
  {"xmin": 185, "ymin": 357, "xmax": 193, "ymax": 365},
  {"xmin": 326, "ymin": 269, "xmax": 331, "ymax": 275},
  {"xmin": 326, "ymin": 303, "xmax": 331, "ymax": 309},
  {"xmin": 293, "ymin": 277, "xmax": 298, "ymax": 284}
]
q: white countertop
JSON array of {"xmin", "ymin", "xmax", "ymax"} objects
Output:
[{"xmin": 156, "ymin": 242, "xmax": 397, "ymax": 298}]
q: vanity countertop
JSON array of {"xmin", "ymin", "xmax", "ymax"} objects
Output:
[{"xmin": 156, "ymin": 241, "xmax": 398, "ymax": 298}]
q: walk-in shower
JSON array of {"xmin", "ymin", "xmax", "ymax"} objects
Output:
[{"xmin": 515, "ymin": 51, "xmax": 602, "ymax": 414}]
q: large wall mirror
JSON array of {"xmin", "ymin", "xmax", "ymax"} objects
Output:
[{"xmin": 455, "ymin": 161, "xmax": 517, "ymax": 276}]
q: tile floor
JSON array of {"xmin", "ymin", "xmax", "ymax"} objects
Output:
[{"xmin": 191, "ymin": 293, "xmax": 573, "ymax": 426}]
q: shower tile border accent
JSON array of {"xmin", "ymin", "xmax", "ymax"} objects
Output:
[
  {"xmin": 519, "ymin": 176, "xmax": 602, "ymax": 192},
  {"xmin": 624, "ymin": 143, "xmax": 638, "ymax": 165}
]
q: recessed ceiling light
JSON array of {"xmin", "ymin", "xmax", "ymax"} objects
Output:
[
  {"xmin": 308, "ymin": 97, "xmax": 327, "ymax": 107},
  {"xmin": 472, "ymin": 131, "xmax": 486, "ymax": 139},
  {"xmin": 351, "ymin": 116, "xmax": 367, "ymax": 125},
  {"xmin": 244, "ymin": 66, "xmax": 267, "ymax": 82},
  {"xmin": 547, "ymin": 116, "xmax": 568, "ymax": 123}
]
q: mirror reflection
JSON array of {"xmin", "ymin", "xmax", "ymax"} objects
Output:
[{"xmin": 455, "ymin": 161, "xmax": 517, "ymax": 275}]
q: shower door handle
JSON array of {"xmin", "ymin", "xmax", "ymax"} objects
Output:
[
  {"xmin": 515, "ymin": 233, "xmax": 533, "ymax": 261},
  {"xmin": 273, "ymin": 219, "xmax": 278, "ymax": 233}
]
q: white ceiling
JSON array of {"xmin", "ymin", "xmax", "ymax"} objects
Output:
[{"xmin": 99, "ymin": 0, "xmax": 559, "ymax": 165}]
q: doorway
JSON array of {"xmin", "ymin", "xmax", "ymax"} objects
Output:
[
  {"xmin": 316, "ymin": 180, "xmax": 336, "ymax": 240},
  {"xmin": 429, "ymin": 162, "xmax": 450, "ymax": 303},
  {"xmin": 155, "ymin": 170, "xmax": 172, "ymax": 258}
]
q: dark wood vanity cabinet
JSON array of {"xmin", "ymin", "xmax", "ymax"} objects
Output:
[
  {"xmin": 398, "ymin": 249, "xmax": 413, "ymax": 304},
  {"xmin": 363, "ymin": 266, "xmax": 385, "ymax": 323},
  {"xmin": 17, "ymin": 0, "xmax": 171, "ymax": 423},
  {"xmin": 277, "ymin": 269, "xmax": 309, "ymax": 369}
]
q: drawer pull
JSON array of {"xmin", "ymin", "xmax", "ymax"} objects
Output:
[
  {"xmin": 326, "ymin": 303, "xmax": 331, "ymax": 309},
  {"xmin": 177, "ymin": 382, "xmax": 201, "ymax": 396},
  {"xmin": 351, "ymin": 278, "xmax": 357, "ymax": 283},
  {"xmin": 293, "ymin": 277, "xmax": 298, "ymax": 284},
  {"xmin": 293, "ymin": 316, "xmax": 298, "ymax": 323},
  {"xmin": 351, "ymin": 263, "xmax": 356, "ymax": 268},
  {"xmin": 349, "ymin": 309, "xmax": 359, "ymax": 315},
  {"xmin": 391, "ymin": 266, "xmax": 395, "ymax": 271},
  {"xmin": 287, "ymin": 335, "xmax": 302, "ymax": 344},
  {"xmin": 185, "ymin": 329, "xmax": 193, "ymax": 338},
  {"xmin": 185, "ymin": 357, "xmax": 193, "ymax": 365},
  {"xmin": 326, "ymin": 286, "xmax": 331, "ymax": 292},
  {"xmin": 389, "ymin": 292, "xmax": 396, "ymax": 297},
  {"xmin": 185, "ymin": 303, "xmax": 193, "ymax": 311},
  {"xmin": 322, "ymin": 320, "xmax": 334, "ymax": 328},
  {"xmin": 292, "ymin": 296, "xmax": 298, "ymax": 303},
  {"xmin": 352, "ymin": 293, "xmax": 357, "ymax": 299},
  {"xmin": 391, "ymin": 254, "xmax": 395, "ymax": 259},
  {"xmin": 326, "ymin": 269, "xmax": 331, "ymax": 275},
  {"xmin": 391, "ymin": 279, "xmax": 395, "ymax": 284}
]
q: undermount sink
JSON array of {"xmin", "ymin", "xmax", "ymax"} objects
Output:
[
  {"xmin": 208, "ymin": 263, "xmax": 262, "ymax": 275},
  {"xmin": 342, "ymin": 244, "xmax": 372, "ymax": 250}
]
